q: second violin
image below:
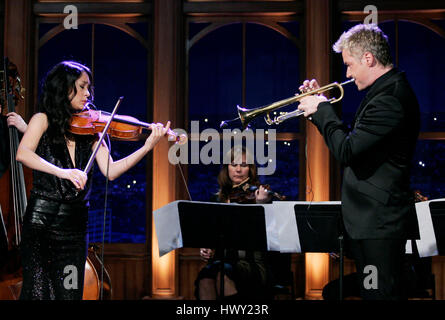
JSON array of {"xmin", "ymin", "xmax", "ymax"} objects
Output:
[
  {"xmin": 228, "ymin": 179, "xmax": 286, "ymax": 204},
  {"xmin": 69, "ymin": 103, "xmax": 187, "ymax": 144}
]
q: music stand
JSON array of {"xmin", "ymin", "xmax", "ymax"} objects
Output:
[
  {"xmin": 293, "ymin": 203, "xmax": 343, "ymax": 299},
  {"xmin": 429, "ymin": 201, "xmax": 445, "ymax": 255},
  {"xmin": 177, "ymin": 201, "xmax": 268, "ymax": 300}
]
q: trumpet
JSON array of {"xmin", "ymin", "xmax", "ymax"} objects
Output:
[{"xmin": 220, "ymin": 78, "xmax": 355, "ymax": 129}]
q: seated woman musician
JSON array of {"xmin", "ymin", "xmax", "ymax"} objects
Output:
[
  {"xmin": 15, "ymin": 61, "xmax": 170, "ymax": 300},
  {"xmin": 195, "ymin": 146, "xmax": 284, "ymax": 300}
]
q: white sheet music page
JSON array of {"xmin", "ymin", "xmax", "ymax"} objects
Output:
[
  {"xmin": 412, "ymin": 198, "xmax": 445, "ymax": 257},
  {"xmin": 153, "ymin": 200, "xmax": 183, "ymax": 257}
]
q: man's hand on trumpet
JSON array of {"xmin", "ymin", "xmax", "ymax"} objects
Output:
[
  {"xmin": 299, "ymin": 79, "xmax": 320, "ymax": 93},
  {"xmin": 297, "ymin": 79, "xmax": 328, "ymax": 117}
]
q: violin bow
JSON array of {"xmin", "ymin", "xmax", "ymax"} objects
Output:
[
  {"xmin": 83, "ymin": 96, "xmax": 123, "ymax": 174},
  {"xmin": 81, "ymin": 96, "xmax": 123, "ymax": 300}
]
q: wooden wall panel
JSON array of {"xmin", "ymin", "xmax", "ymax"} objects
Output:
[
  {"xmin": 100, "ymin": 243, "xmax": 150, "ymax": 300},
  {"xmin": 4, "ymin": 0, "xmax": 33, "ymax": 120},
  {"xmin": 432, "ymin": 256, "xmax": 445, "ymax": 300},
  {"xmin": 329, "ymin": 256, "xmax": 356, "ymax": 281},
  {"xmin": 178, "ymin": 248, "xmax": 206, "ymax": 300},
  {"xmin": 101, "ymin": 246, "xmax": 445, "ymax": 301},
  {"xmin": 291, "ymin": 253, "xmax": 306, "ymax": 299},
  {"xmin": 178, "ymin": 250, "xmax": 306, "ymax": 300},
  {"xmin": 0, "ymin": 1, "xmax": 4, "ymax": 59}
]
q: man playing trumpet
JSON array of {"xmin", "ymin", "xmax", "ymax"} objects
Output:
[{"xmin": 298, "ymin": 23, "xmax": 420, "ymax": 300}]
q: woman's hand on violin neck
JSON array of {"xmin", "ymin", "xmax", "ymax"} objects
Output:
[
  {"xmin": 144, "ymin": 121, "xmax": 171, "ymax": 151},
  {"xmin": 58, "ymin": 168, "xmax": 88, "ymax": 190},
  {"xmin": 255, "ymin": 185, "xmax": 272, "ymax": 204}
]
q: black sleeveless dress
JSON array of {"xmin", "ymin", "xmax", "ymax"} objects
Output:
[{"xmin": 19, "ymin": 132, "xmax": 95, "ymax": 300}]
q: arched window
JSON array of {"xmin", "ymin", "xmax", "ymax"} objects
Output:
[{"xmin": 186, "ymin": 20, "xmax": 303, "ymax": 201}]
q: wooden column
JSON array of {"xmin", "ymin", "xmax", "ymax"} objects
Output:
[
  {"xmin": 4, "ymin": 0, "xmax": 33, "ymax": 119},
  {"xmin": 304, "ymin": 0, "xmax": 332, "ymax": 300},
  {"xmin": 3, "ymin": 0, "xmax": 34, "ymax": 195},
  {"xmin": 151, "ymin": 0, "xmax": 183, "ymax": 299}
]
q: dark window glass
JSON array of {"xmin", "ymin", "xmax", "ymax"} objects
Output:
[
  {"xmin": 189, "ymin": 23, "xmax": 243, "ymax": 130},
  {"xmin": 38, "ymin": 24, "xmax": 92, "ymax": 88},
  {"xmin": 259, "ymin": 140, "xmax": 299, "ymax": 201},
  {"xmin": 245, "ymin": 23, "xmax": 301, "ymax": 132},
  {"xmin": 411, "ymin": 140, "xmax": 445, "ymax": 199},
  {"xmin": 397, "ymin": 21, "xmax": 445, "ymax": 132}
]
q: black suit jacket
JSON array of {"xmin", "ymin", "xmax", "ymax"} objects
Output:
[{"xmin": 311, "ymin": 68, "xmax": 420, "ymax": 239}]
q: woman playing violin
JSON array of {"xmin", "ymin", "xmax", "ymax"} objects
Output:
[
  {"xmin": 16, "ymin": 61, "xmax": 170, "ymax": 300},
  {"xmin": 195, "ymin": 146, "xmax": 277, "ymax": 300}
]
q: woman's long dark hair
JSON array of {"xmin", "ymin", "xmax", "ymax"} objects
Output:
[{"xmin": 38, "ymin": 61, "xmax": 93, "ymax": 144}]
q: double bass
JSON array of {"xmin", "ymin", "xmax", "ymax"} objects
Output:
[
  {"xmin": 82, "ymin": 245, "xmax": 112, "ymax": 300},
  {"xmin": 0, "ymin": 58, "xmax": 28, "ymax": 299}
]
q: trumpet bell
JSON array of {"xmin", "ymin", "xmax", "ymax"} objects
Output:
[
  {"xmin": 237, "ymin": 105, "xmax": 274, "ymax": 129},
  {"xmin": 221, "ymin": 78, "xmax": 355, "ymax": 129}
]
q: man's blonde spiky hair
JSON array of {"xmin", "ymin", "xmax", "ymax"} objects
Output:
[{"xmin": 333, "ymin": 24, "xmax": 393, "ymax": 67}]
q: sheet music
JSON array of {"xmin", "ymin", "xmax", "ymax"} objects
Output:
[
  {"xmin": 267, "ymin": 202, "xmax": 301, "ymax": 253},
  {"xmin": 153, "ymin": 201, "xmax": 183, "ymax": 257},
  {"xmin": 410, "ymin": 198, "xmax": 445, "ymax": 257}
]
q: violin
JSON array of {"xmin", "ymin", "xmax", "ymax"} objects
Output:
[
  {"xmin": 228, "ymin": 179, "xmax": 286, "ymax": 204},
  {"xmin": 69, "ymin": 104, "xmax": 187, "ymax": 144},
  {"xmin": 246, "ymin": 184, "xmax": 286, "ymax": 201},
  {"xmin": 228, "ymin": 182, "xmax": 256, "ymax": 204}
]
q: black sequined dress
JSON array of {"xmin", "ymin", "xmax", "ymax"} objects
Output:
[{"xmin": 19, "ymin": 132, "xmax": 95, "ymax": 300}]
